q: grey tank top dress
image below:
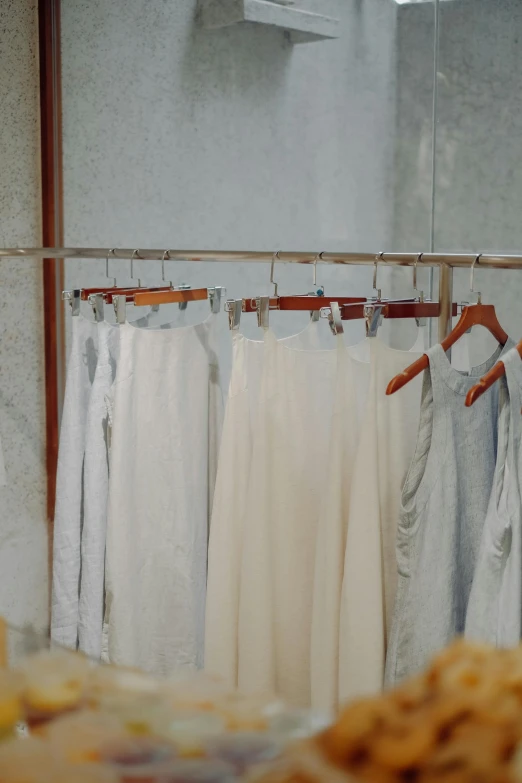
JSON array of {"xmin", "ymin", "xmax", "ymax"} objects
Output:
[
  {"xmin": 385, "ymin": 339, "xmax": 514, "ymax": 686},
  {"xmin": 465, "ymin": 347, "xmax": 522, "ymax": 647}
]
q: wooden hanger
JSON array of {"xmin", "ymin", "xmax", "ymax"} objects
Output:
[
  {"xmin": 241, "ymin": 294, "xmax": 367, "ymax": 314},
  {"xmin": 132, "ymin": 287, "xmax": 212, "ymax": 307},
  {"xmin": 103, "ymin": 286, "xmax": 173, "ymax": 304},
  {"xmin": 465, "ymin": 340, "xmax": 521, "ymax": 406},
  {"xmin": 113, "ymin": 286, "xmax": 224, "ymax": 324},
  {"xmin": 386, "ymin": 300, "xmax": 508, "ymax": 395},
  {"xmin": 339, "ymin": 299, "xmax": 456, "ymax": 322},
  {"xmin": 387, "ymin": 256, "xmax": 508, "ymax": 396}
]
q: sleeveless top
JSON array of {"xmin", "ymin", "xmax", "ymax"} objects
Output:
[
  {"xmin": 465, "ymin": 347, "xmax": 522, "ymax": 646},
  {"xmin": 385, "ymin": 338, "xmax": 514, "ymax": 685}
]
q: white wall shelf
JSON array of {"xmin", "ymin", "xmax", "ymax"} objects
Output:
[{"xmin": 199, "ymin": 0, "xmax": 340, "ymax": 43}]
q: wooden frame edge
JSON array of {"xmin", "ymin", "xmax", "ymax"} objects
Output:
[{"xmin": 38, "ymin": 0, "xmax": 65, "ymax": 525}]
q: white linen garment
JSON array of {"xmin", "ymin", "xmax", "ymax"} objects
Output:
[
  {"xmin": 103, "ymin": 313, "xmax": 223, "ymax": 676},
  {"xmin": 79, "ymin": 320, "xmax": 118, "ymax": 657},
  {"xmin": 79, "ymin": 313, "xmax": 161, "ymax": 658},
  {"xmin": 237, "ymin": 331, "xmax": 349, "ymax": 707},
  {"xmin": 310, "ymin": 339, "xmax": 370, "ymax": 712},
  {"xmin": 51, "ymin": 315, "xmax": 99, "ymax": 648},
  {"xmin": 205, "ymin": 321, "xmax": 324, "ymax": 688},
  {"xmin": 339, "ymin": 337, "xmax": 424, "ymax": 702}
]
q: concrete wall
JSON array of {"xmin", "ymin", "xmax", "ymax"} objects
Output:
[
  {"xmin": 61, "ymin": 0, "xmax": 399, "ymax": 368},
  {"xmin": 0, "ymin": 0, "xmax": 48, "ymax": 637}
]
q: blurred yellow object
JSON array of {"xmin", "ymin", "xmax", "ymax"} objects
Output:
[
  {"xmin": 19, "ymin": 651, "xmax": 91, "ymax": 719},
  {"xmin": 0, "ymin": 671, "xmax": 23, "ymax": 739}
]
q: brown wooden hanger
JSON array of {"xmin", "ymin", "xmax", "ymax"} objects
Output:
[
  {"xmin": 113, "ymin": 286, "xmax": 224, "ymax": 324},
  {"xmin": 339, "ymin": 299, "xmax": 457, "ymax": 322},
  {"xmin": 465, "ymin": 340, "xmax": 521, "ymax": 406},
  {"xmin": 103, "ymin": 286, "xmax": 173, "ymax": 304},
  {"xmin": 132, "ymin": 287, "xmax": 211, "ymax": 306},
  {"xmin": 386, "ymin": 301, "xmax": 508, "ymax": 395},
  {"xmin": 241, "ymin": 294, "xmax": 367, "ymax": 313},
  {"xmin": 387, "ymin": 256, "xmax": 509, "ymax": 396}
]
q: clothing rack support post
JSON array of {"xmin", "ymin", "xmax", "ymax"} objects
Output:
[{"xmin": 438, "ymin": 264, "xmax": 453, "ymax": 342}]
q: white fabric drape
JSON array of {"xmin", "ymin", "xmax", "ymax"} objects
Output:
[
  {"xmin": 339, "ymin": 339, "xmax": 425, "ymax": 701},
  {"xmin": 205, "ymin": 321, "xmax": 324, "ymax": 688},
  {"xmin": 237, "ymin": 331, "xmax": 349, "ymax": 706},
  {"xmin": 51, "ymin": 315, "xmax": 99, "ymax": 648},
  {"xmin": 103, "ymin": 314, "xmax": 223, "ymax": 675}
]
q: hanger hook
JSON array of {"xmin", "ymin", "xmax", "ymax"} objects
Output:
[
  {"xmin": 312, "ymin": 253, "xmax": 325, "ymax": 295},
  {"xmin": 130, "ymin": 249, "xmax": 141, "ymax": 288},
  {"xmin": 470, "ymin": 253, "xmax": 482, "ymax": 305},
  {"xmin": 270, "ymin": 252, "xmax": 280, "ymax": 298},
  {"xmin": 106, "ymin": 248, "xmax": 117, "ymax": 286},
  {"xmin": 413, "ymin": 253, "xmax": 424, "ymax": 302},
  {"xmin": 162, "ymin": 250, "xmax": 173, "ymax": 287},
  {"xmin": 373, "ymin": 252, "xmax": 384, "ymax": 300}
]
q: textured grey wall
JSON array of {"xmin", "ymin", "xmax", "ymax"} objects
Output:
[
  {"xmin": 0, "ymin": 0, "xmax": 48, "ymax": 634},
  {"xmin": 61, "ymin": 0, "xmax": 400, "ymax": 377}
]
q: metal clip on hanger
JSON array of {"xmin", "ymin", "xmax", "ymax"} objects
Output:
[
  {"xmin": 225, "ymin": 299, "xmax": 242, "ymax": 331},
  {"xmin": 364, "ymin": 303, "xmax": 384, "ymax": 337},
  {"xmin": 328, "ymin": 301, "xmax": 344, "ymax": 336},
  {"xmin": 114, "ymin": 293, "xmax": 127, "ymax": 325},
  {"xmin": 177, "ymin": 284, "xmax": 191, "ymax": 311},
  {"xmin": 88, "ymin": 293, "xmax": 104, "ymax": 322},
  {"xmin": 256, "ymin": 295, "xmax": 270, "ymax": 329},
  {"xmin": 62, "ymin": 289, "xmax": 81, "ymax": 316},
  {"xmin": 209, "ymin": 286, "xmax": 224, "ymax": 314}
]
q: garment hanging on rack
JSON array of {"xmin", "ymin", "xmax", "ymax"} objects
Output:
[
  {"xmin": 51, "ymin": 315, "xmax": 99, "ymax": 648},
  {"xmin": 237, "ymin": 330, "xmax": 369, "ymax": 707},
  {"xmin": 385, "ymin": 338, "xmax": 514, "ymax": 686},
  {"xmin": 103, "ymin": 313, "xmax": 223, "ymax": 675},
  {"xmin": 465, "ymin": 347, "xmax": 522, "ymax": 646},
  {"xmin": 205, "ymin": 319, "xmax": 325, "ymax": 688},
  {"xmin": 310, "ymin": 336, "xmax": 367, "ymax": 712},
  {"xmin": 338, "ymin": 335, "xmax": 428, "ymax": 702},
  {"xmin": 78, "ymin": 312, "xmax": 157, "ymax": 658}
]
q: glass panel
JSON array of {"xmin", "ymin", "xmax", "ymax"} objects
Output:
[{"xmin": 434, "ymin": 0, "xmax": 522, "ymax": 357}]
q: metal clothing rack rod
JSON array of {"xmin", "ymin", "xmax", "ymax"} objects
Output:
[{"xmin": 2, "ymin": 247, "xmax": 522, "ymax": 340}]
